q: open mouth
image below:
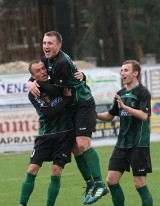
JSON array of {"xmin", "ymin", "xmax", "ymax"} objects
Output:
[
  {"xmin": 45, "ymin": 50, "xmax": 50, "ymax": 54},
  {"xmin": 42, "ymin": 74, "xmax": 48, "ymax": 79},
  {"xmin": 122, "ymin": 77, "xmax": 127, "ymax": 81}
]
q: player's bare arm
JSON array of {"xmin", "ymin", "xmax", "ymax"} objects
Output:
[{"xmin": 96, "ymin": 111, "xmax": 114, "ymax": 121}]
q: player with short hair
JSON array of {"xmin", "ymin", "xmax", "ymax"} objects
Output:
[
  {"xmin": 20, "ymin": 60, "xmax": 75, "ymax": 206},
  {"xmin": 97, "ymin": 60, "xmax": 153, "ymax": 206},
  {"xmin": 27, "ymin": 31, "xmax": 108, "ymax": 205}
]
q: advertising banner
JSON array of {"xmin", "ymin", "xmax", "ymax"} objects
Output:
[
  {"xmin": 83, "ymin": 68, "xmax": 121, "ymax": 104},
  {"xmin": 0, "ymin": 70, "xmax": 121, "ymax": 151},
  {"xmin": 0, "ymin": 73, "xmax": 38, "ymax": 150},
  {"xmin": 151, "ymin": 99, "xmax": 160, "ymax": 133},
  {"xmin": 0, "ymin": 108, "xmax": 38, "ymax": 146}
]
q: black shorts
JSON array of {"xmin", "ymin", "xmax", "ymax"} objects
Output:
[
  {"xmin": 108, "ymin": 146, "xmax": 152, "ymax": 176},
  {"xmin": 70, "ymin": 97, "xmax": 96, "ymax": 137},
  {"xmin": 30, "ymin": 130, "xmax": 75, "ymax": 168}
]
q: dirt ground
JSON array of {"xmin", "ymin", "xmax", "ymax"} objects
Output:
[{"xmin": 0, "ymin": 60, "xmax": 94, "ymax": 74}]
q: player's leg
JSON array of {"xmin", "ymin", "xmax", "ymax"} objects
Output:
[
  {"xmin": 20, "ymin": 164, "xmax": 40, "ymax": 206},
  {"xmin": 47, "ymin": 165, "xmax": 63, "ymax": 206},
  {"xmin": 76, "ymin": 136, "xmax": 108, "ymax": 204},
  {"xmin": 107, "ymin": 170, "xmax": 124, "ymax": 206},
  {"xmin": 72, "ymin": 98, "xmax": 108, "ymax": 204},
  {"xmin": 20, "ymin": 136, "xmax": 51, "ymax": 206},
  {"xmin": 106, "ymin": 147, "xmax": 130, "ymax": 206},
  {"xmin": 134, "ymin": 176, "xmax": 153, "ymax": 206},
  {"xmin": 47, "ymin": 132, "xmax": 73, "ymax": 206},
  {"xmin": 72, "ymin": 143, "xmax": 94, "ymax": 205},
  {"xmin": 132, "ymin": 147, "xmax": 153, "ymax": 206}
]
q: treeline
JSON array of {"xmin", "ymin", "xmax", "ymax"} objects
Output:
[
  {"xmin": 0, "ymin": 0, "xmax": 160, "ymax": 66},
  {"xmin": 70, "ymin": 0, "xmax": 160, "ymax": 66}
]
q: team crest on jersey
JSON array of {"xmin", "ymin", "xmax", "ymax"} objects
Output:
[
  {"xmin": 131, "ymin": 99, "xmax": 137, "ymax": 108},
  {"xmin": 50, "ymin": 97, "xmax": 63, "ymax": 107}
]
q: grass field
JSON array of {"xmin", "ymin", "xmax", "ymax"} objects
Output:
[{"xmin": 0, "ymin": 142, "xmax": 160, "ymax": 206}]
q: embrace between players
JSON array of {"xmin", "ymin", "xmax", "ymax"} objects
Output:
[{"xmin": 19, "ymin": 31, "xmax": 153, "ymax": 206}]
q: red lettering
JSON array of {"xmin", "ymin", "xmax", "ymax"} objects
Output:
[
  {"xmin": 0, "ymin": 122, "xmax": 10, "ymax": 133},
  {"xmin": 0, "ymin": 120, "xmax": 39, "ymax": 133}
]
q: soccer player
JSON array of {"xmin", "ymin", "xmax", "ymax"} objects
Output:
[
  {"xmin": 19, "ymin": 60, "xmax": 75, "ymax": 206},
  {"xmin": 97, "ymin": 60, "xmax": 153, "ymax": 206},
  {"xmin": 27, "ymin": 31, "xmax": 108, "ymax": 205}
]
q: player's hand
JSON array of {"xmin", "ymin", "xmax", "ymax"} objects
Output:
[
  {"xmin": 27, "ymin": 80, "xmax": 40, "ymax": 97},
  {"xmin": 63, "ymin": 88, "xmax": 72, "ymax": 96},
  {"xmin": 115, "ymin": 94, "xmax": 125, "ymax": 109},
  {"xmin": 74, "ymin": 70, "xmax": 84, "ymax": 81}
]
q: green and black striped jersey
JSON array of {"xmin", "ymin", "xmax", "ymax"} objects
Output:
[
  {"xmin": 109, "ymin": 83, "xmax": 151, "ymax": 148},
  {"xmin": 28, "ymin": 81, "xmax": 73, "ymax": 137},
  {"xmin": 41, "ymin": 50, "xmax": 92, "ymax": 104}
]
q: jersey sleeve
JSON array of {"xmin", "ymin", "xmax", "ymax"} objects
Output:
[
  {"xmin": 108, "ymin": 96, "xmax": 119, "ymax": 116},
  {"xmin": 37, "ymin": 80, "xmax": 64, "ymax": 96},
  {"xmin": 139, "ymin": 87, "xmax": 151, "ymax": 116},
  {"xmin": 28, "ymin": 92, "xmax": 72, "ymax": 119},
  {"xmin": 56, "ymin": 59, "xmax": 85, "ymax": 86}
]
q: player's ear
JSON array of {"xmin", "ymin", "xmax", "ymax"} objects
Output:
[
  {"xmin": 133, "ymin": 71, "xmax": 138, "ymax": 77},
  {"xmin": 31, "ymin": 74, "xmax": 36, "ymax": 79}
]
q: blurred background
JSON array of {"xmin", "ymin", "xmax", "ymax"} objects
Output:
[
  {"xmin": 0, "ymin": 0, "xmax": 160, "ymax": 152},
  {"xmin": 0, "ymin": 0, "xmax": 160, "ymax": 66}
]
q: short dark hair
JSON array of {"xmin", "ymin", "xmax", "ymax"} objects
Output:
[
  {"xmin": 28, "ymin": 60, "xmax": 40, "ymax": 74},
  {"xmin": 123, "ymin": 60, "xmax": 141, "ymax": 78},
  {"xmin": 44, "ymin": 31, "xmax": 62, "ymax": 44}
]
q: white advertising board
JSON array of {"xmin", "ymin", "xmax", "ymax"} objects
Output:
[
  {"xmin": 82, "ymin": 68, "xmax": 121, "ymax": 104},
  {"xmin": 0, "ymin": 73, "xmax": 39, "ymax": 152},
  {"xmin": 0, "ymin": 70, "xmax": 121, "ymax": 152}
]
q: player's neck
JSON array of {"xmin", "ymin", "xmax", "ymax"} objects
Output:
[{"xmin": 125, "ymin": 80, "xmax": 139, "ymax": 91}]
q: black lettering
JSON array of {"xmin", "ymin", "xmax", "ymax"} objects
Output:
[
  {"xmin": 14, "ymin": 137, "xmax": 20, "ymax": 143},
  {"xmin": 0, "ymin": 138, "xmax": 7, "ymax": 144}
]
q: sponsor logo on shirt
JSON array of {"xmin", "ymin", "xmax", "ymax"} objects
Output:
[
  {"xmin": 120, "ymin": 109, "xmax": 129, "ymax": 116},
  {"xmin": 50, "ymin": 97, "xmax": 63, "ymax": 107},
  {"xmin": 79, "ymin": 127, "xmax": 86, "ymax": 130},
  {"xmin": 138, "ymin": 169, "xmax": 145, "ymax": 172},
  {"xmin": 125, "ymin": 93, "xmax": 131, "ymax": 96},
  {"xmin": 62, "ymin": 154, "xmax": 68, "ymax": 158}
]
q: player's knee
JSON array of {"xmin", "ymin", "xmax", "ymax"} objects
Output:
[
  {"xmin": 72, "ymin": 143, "xmax": 82, "ymax": 156},
  {"xmin": 106, "ymin": 177, "xmax": 112, "ymax": 185},
  {"xmin": 134, "ymin": 176, "xmax": 146, "ymax": 188},
  {"xmin": 52, "ymin": 165, "xmax": 62, "ymax": 176},
  {"xmin": 106, "ymin": 176, "xmax": 118, "ymax": 185},
  {"xmin": 78, "ymin": 144, "xmax": 88, "ymax": 153},
  {"xmin": 28, "ymin": 164, "xmax": 39, "ymax": 175},
  {"xmin": 76, "ymin": 136, "xmax": 91, "ymax": 153}
]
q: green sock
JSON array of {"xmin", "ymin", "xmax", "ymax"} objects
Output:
[
  {"xmin": 109, "ymin": 183, "xmax": 125, "ymax": 206},
  {"xmin": 137, "ymin": 185, "xmax": 153, "ymax": 206},
  {"xmin": 20, "ymin": 172, "xmax": 36, "ymax": 205},
  {"xmin": 83, "ymin": 147, "xmax": 102, "ymax": 183},
  {"xmin": 47, "ymin": 175, "xmax": 61, "ymax": 206},
  {"xmin": 74, "ymin": 155, "xmax": 93, "ymax": 186}
]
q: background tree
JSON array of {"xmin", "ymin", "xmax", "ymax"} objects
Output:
[{"xmin": 0, "ymin": 0, "xmax": 160, "ymax": 66}]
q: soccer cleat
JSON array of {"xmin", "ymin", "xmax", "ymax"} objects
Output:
[
  {"xmin": 83, "ymin": 185, "xmax": 94, "ymax": 205},
  {"xmin": 87, "ymin": 184, "xmax": 109, "ymax": 204}
]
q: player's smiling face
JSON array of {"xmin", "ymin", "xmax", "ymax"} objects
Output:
[
  {"xmin": 121, "ymin": 63, "xmax": 138, "ymax": 86},
  {"xmin": 43, "ymin": 35, "xmax": 61, "ymax": 59}
]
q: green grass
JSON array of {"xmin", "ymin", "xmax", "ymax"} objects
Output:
[{"xmin": 0, "ymin": 142, "xmax": 160, "ymax": 206}]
